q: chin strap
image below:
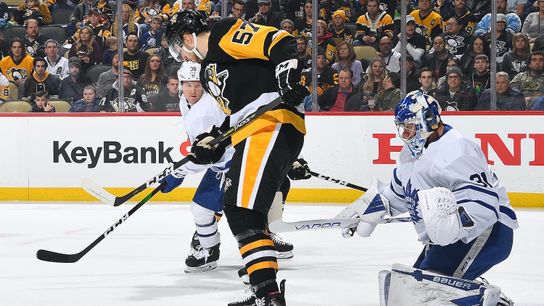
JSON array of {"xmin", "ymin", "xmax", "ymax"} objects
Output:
[{"xmin": 182, "ymin": 33, "xmax": 205, "ymax": 61}]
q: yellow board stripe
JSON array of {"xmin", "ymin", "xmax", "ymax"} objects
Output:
[
  {"xmin": 1, "ymin": 188, "xmax": 543, "ymax": 208},
  {"xmin": 239, "ymin": 239, "xmax": 274, "ymax": 255},
  {"xmin": 241, "ymin": 127, "xmax": 276, "ymax": 208},
  {"xmin": 247, "ymin": 261, "xmax": 279, "ymax": 275}
]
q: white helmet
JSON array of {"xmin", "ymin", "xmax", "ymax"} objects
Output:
[{"xmin": 178, "ymin": 61, "xmax": 201, "ymax": 82}]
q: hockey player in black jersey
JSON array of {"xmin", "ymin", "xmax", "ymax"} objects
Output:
[{"xmin": 166, "ymin": 10, "xmax": 309, "ymax": 306}]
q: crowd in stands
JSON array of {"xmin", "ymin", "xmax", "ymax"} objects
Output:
[{"xmin": 0, "ymin": 0, "xmax": 543, "ymax": 112}]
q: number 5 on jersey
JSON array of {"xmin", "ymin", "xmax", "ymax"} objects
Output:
[{"xmin": 232, "ymin": 21, "xmax": 260, "ymax": 45}]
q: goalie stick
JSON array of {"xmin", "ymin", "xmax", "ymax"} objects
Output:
[
  {"xmin": 83, "ymin": 97, "xmax": 283, "ymax": 206},
  {"xmin": 36, "ymin": 182, "xmax": 166, "ymax": 263}
]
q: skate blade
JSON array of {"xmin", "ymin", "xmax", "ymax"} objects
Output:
[
  {"xmin": 276, "ymin": 251, "xmax": 294, "ymax": 259},
  {"xmin": 184, "ymin": 262, "xmax": 218, "ymax": 273}
]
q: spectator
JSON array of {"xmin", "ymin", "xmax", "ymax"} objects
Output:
[
  {"xmin": 410, "ymin": 0, "xmax": 444, "ymax": 43},
  {"xmin": 139, "ymin": 16, "xmax": 164, "ymax": 51},
  {"xmin": 442, "ymin": 16, "xmax": 470, "ymax": 60},
  {"xmin": 393, "ymin": 15, "xmax": 426, "ymax": 64},
  {"xmin": 22, "ymin": 57, "xmax": 61, "ymax": 99},
  {"xmin": 0, "ymin": 2, "xmax": 12, "ymax": 30},
  {"xmin": 466, "ymin": 54, "xmax": 491, "ymax": 98},
  {"xmin": 434, "ymin": 66, "xmax": 478, "ymax": 110},
  {"xmin": 68, "ymin": 26, "xmax": 102, "ymax": 71},
  {"xmin": 440, "ymin": 0, "xmax": 477, "ymax": 35},
  {"xmin": 95, "ymin": 0, "xmax": 112, "ymax": 21},
  {"xmin": 417, "ymin": 67, "xmax": 436, "ymax": 95},
  {"xmin": 59, "ymin": 57, "xmax": 91, "ymax": 102},
  {"xmin": 476, "ymin": 71, "xmax": 526, "ymax": 110},
  {"xmin": 23, "ymin": 19, "xmax": 46, "ymax": 58},
  {"xmin": 13, "ymin": 0, "xmax": 52, "ymax": 26},
  {"xmin": 101, "ymin": 36, "xmax": 118, "ymax": 66},
  {"xmin": 137, "ymin": 54, "xmax": 167, "ymax": 97},
  {"xmin": 111, "ymin": 4, "xmax": 141, "ymax": 40},
  {"xmin": 0, "ymin": 69, "xmax": 9, "ymax": 103},
  {"xmin": 30, "ymin": 91, "xmax": 54, "ymax": 112},
  {"xmin": 521, "ymin": 0, "xmax": 544, "ymax": 42},
  {"xmin": 296, "ymin": 35, "xmax": 311, "ymax": 69},
  {"xmin": 294, "ymin": 0, "xmax": 313, "ymax": 37},
  {"xmin": 320, "ymin": 0, "xmax": 354, "ymax": 23},
  {"xmin": 135, "ymin": 0, "xmax": 168, "ymax": 30},
  {"xmin": 317, "ymin": 19, "xmax": 338, "ymax": 63},
  {"xmin": 436, "ymin": 56, "xmax": 461, "ymax": 87},
  {"xmin": 360, "ymin": 57, "xmax": 387, "ymax": 104},
  {"xmin": 405, "ymin": 55, "xmax": 421, "ymax": 92},
  {"xmin": 157, "ymin": 35, "xmax": 176, "ymax": 73},
  {"xmin": 502, "ymin": 33, "xmax": 531, "ymax": 79},
  {"xmin": 484, "ymin": 14, "xmax": 513, "ymax": 64},
  {"xmin": 377, "ymin": 36, "xmax": 401, "ymax": 73},
  {"xmin": 44, "ymin": 39, "xmax": 69, "ymax": 80},
  {"xmin": 96, "ymin": 53, "xmax": 119, "ymax": 98},
  {"xmin": 354, "ymin": 0, "xmax": 394, "ymax": 48},
  {"xmin": 70, "ymin": 0, "xmax": 95, "ymax": 26},
  {"xmin": 69, "ymin": 84, "xmax": 101, "ymax": 112},
  {"xmin": 374, "ymin": 71, "xmax": 401, "ymax": 111},
  {"xmin": 152, "ymin": 75, "xmax": 180, "ymax": 111},
  {"xmin": 101, "ymin": 70, "xmax": 150, "ymax": 112},
  {"xmin": 301, "ymin": 48, "xmax": 338, "ymax": 95},
  {"xmin": 511, "ymin": 51, "xmax": 544, "ymax": 108},
  {"xmin": 475, "ymin": 0, "xmax": 522, "ymax": 35},
  {"xmin": 280, "ymin": 19, "xmax": 295, "ymax": 35},
  {"xmin": 181, "ymin": 0, "xmax": 196, "ymax": 11},
  {"xmin": 230, "ymin": 0, "xmax": 246, "ymax": 18},
  {"xmin": 330, "ymin": 10, "xmax": 354, "ymax": 44},
  {"xmin": 0, "ymin": 38, "xmax": 34, "ymax": 86},
  {"xmin": 249, "ymin": 0, "xmax": 284, "ymax": 28},
  {"xmin": 533, "ymin": 32, "xmax": 544, "ymax": 51},
  {"xmin": 332, "ymin": 41, "xmax": 364, "ymax": 88},
  {"xmin": 422, "ymin": 35, "xmax": 452, "ymax": 81},
  {"xmin": 123, "ymin": 32, "xmax": 149, "ymax": 79},
  {"xmin": 319, "ymin": 69, "xmax": 360, "ymax": 111},
  {"xmin": 459, "ymin": 36, "xmax": 490, "ymax": 76},
  {"xmin": 78, "ymin": 8, "xmax": 112, "ymax": 49}
]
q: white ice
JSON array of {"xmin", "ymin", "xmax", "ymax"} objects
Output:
[{"xmin": 0, "ymin": 203, "xmax": 542, "ymax": 306}]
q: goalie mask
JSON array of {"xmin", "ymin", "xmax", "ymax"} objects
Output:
[
  {"xmin": 394, "ymin": 91, "xmax": 442, "ymax": 158},
  {"xmin": 166, "ymin": 10, "xmax": 209, "ymax": 62}
]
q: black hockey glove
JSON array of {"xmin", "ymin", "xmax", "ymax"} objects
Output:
[
  {"xmin": 287, "ymin": 158, "xmax": 312, "ymax": 180},
  {"xmin": 189, "ymin": 126, "xmax": 227, "ymax": 165},
  {"xmin": 275, "ymin": 59, "xmax": 309, "ymax": 106}
]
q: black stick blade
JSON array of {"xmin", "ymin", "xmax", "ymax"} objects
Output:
[{"xmin": 36, "ymin": 249, "xmax": 81, "ymax": 263}]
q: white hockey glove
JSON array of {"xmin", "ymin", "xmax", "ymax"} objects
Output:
[
  {"xmin": 418, "ymin": 187, "xmax": 466, "ymax": 246},
  {"xmin": 335, "ymin": 178, "xmax": 390, "ymax": 238}
]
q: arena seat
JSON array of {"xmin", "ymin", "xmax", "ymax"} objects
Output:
[
  {"xmin": 8, "ymin": 82, "xmax": 19, "ymax": 100},
  {"xmin": 40, "ymin": 25, "xmax": 66, "ymax": 44},
  {"xmin": 48, "ymin": 100, "xmax": 72, "ymax": 112},
  {"xmin": 85, "ymin": 64, "xmax": 111, "ymax": 83},
  {"xmin": 0, "ymin": 100, "xmax": 32, "ymax": 112},
  {"xmin": 3, "ymin": 26, "xmax": 25, "ymax": 41},
  {"xmin": 52, "ymin": 6, "xmax": 74, "ymax": 25},
  {"xmin": 353, "ymin": 46, "xmax": 378, "ymax": 62}
]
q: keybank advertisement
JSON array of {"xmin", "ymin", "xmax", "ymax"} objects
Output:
[{"xmin": 0, "ymin": 114, "xmax": 543, "ymax": 198}]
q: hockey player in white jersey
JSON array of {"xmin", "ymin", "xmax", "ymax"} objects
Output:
[
  {"xmin": 336, "ymin": 91, "xmax": 518, "ymax": 305},
  {"xmin": 159, "ymin": 61, "xmax": 233, "ymax": 273}
]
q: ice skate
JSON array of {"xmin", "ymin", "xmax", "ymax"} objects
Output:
[
  {"xmin": 228, "ymin": 280, "xmax": 286, "ymax": 306},
  {"xmin": 270, "ymin": 232, "xmax": 293, "ymax": 259},
  {"xmin": 184, "ymin": 240, "xmax": 220, "ymax": 273}
]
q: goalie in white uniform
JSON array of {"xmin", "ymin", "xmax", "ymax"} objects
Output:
[
  {"xmin": 330, "ymin": 92, "xmax": 519, "ymax": 305},
  {"xmin": 160, "ymin": 61, "xmax": 234, "ymax": 273}
]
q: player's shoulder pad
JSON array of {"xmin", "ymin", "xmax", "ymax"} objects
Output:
[{"xmin": 427, "ymin": 128, "xmax": 480, "ymax": 168}]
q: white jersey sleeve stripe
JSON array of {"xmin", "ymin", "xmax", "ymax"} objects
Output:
[
  {"xmin": 457, "ymin": 199, "xmax": 499, "ymax": 219},
  {"xmin": 393, "ymin": 168, "xmax": 402, "ymax": 187},
  {"xmin": 452, "ymin": 185, "xmax": 499, "ymax": 200},
  {"xmin": 499, "ymin": 206, "xmax": 517, "ymax": 221},
  {"xmin": 389, "ymin": 182, "xmax": 405, "ymax": 199}
]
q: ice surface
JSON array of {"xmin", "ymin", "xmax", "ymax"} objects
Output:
[{"xmin": 0, "ymin": 203, "xmax": 542, "ymax": 306}]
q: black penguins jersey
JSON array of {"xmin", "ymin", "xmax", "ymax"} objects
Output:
[{"xmin": 202, "ymin": 18, "xmax": 297, "ymax": 115}]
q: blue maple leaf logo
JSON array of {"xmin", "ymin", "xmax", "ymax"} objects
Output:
[{"xmin": 405, "ymin": 180, "xmax": 422, "ymax": 223}]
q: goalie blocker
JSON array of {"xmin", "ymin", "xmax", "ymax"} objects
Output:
[{"xmin": 379, "ymin": 264, "xmax": 511, "ymax": 306}]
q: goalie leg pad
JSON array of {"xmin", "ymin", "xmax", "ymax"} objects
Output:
[{"xmin": 379, "ymin": 264, "xmax": 501, "ymax": 306}]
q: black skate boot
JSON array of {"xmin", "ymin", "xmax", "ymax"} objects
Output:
[
  {"xmin": 228, "ymin": 280, "xmax": 286, "ymax": 306},
  {"xmin": 238, "ymin": 267, "xmax": 250, "ymax": 285},
  {"xmin": 190, "ymin": 231, "xmax": 199, "ymax": 249},
  {"xmin": 184, "ymin": 242, "xmax": 220, "ymax": 273},
  {"xmin": 270, "ymin": 233, "xmax": 293, "ymax": 259}
]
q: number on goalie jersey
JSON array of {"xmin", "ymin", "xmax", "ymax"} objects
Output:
[{"xmin": 381, "ymin": 92, "xmax": 518, "ymax": 280}]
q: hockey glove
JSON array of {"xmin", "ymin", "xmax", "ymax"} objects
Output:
[
  {"xmin": 287, "ymin": 158, "xmax": 311, "ymax": 180},
  {"xmin": 190, "ymin": 126, "xmax": 227, "ymax": 165},
  {"xmin": 275, "ymin": 59, "xmax": 309, "ymax": 106},
  {"xmin": 335, "ymin": 178, "xmax": 390, "ymax": 238},
  {"xmin": 160, "ymin": 174, "xmax": 185, "ymax": 193}
]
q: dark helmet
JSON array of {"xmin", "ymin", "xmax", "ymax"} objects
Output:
[{"xmin": 166, "ymin": 10, "xmax": 209, "ymax": 42}]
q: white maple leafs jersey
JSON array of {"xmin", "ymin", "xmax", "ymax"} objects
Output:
[
  {"xmin": 177, "ymin": 91, "xmax": 234, "ymax": 175},
  {"xmin": 383, "ymin": 125, "xmax": 519, "ymax": 245}
]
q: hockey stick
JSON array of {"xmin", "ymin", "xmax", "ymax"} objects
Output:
[
  {"xmin": 266, "ymin": 192, "xmax": 411, "ymax": 233},
  {"xmin": 36, "ymin": 182, "xmax": 166, "ymax": 263},
  {"xmin": 83, "ymin": 97, "xmax": 283, "ymax": 206},
  {"xmin": 309, "ymin": 170, "xmax": 367, "ymax": 192}
]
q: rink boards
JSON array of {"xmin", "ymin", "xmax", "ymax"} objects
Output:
[{"xmin": 0, "ymin": 112, "xmax": 543, "ymax": 207}]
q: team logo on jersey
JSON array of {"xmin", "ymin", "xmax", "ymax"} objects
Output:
[
  {"xmin": 7, "ymin": 68, "xmax": 28, "ymax": 82},
  {"xmin": 404, "ymin": 180, "xmax": 422, "ymax": 223},
  {"xmin": 204, "ymin": 63, "xmax": 231, "ymax": 115}
]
